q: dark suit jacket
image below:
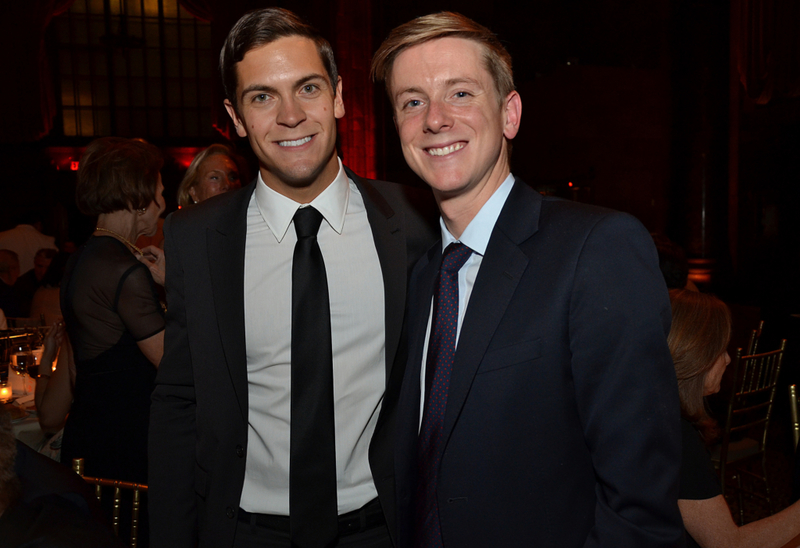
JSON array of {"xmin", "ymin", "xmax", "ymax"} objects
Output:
[
  {"xmin": 395, "ymin": 180, "xmax": 685, "ymax": 547},
  {"xmin": 148, "ymin": 168, "xmax": 437, "ymax": 548}
]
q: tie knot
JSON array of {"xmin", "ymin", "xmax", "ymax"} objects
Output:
[
  {"xmin": 293, "ymin": 206, "xmax": 323, "ymax": 239},
  {"xmin": 441, "ymin": 242, "xmax": 472, "ymax": 274}
]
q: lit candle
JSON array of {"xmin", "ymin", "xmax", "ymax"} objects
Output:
[{"xmin": 0, "ymin": 383, "xmax": 11, "ymax": 403}]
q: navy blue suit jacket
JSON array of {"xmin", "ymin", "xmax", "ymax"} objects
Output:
[{"xmin": 395, "ymin": 180, "xmax": 685, "ymax": 547}]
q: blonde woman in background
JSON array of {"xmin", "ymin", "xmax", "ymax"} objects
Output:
[{"xmin": 176, "ymin": 144, "xmax": 244, "ymax": 208}]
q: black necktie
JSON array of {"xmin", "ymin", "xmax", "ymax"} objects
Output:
[
  {"xmin": 415, "ymin": 242, "xmax": 473, "ymax": 548},
  {"xmin": 290, "ymin": 206, "xmax": 338, "ymax": 547}
]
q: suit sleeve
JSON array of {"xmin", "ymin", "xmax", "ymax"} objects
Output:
[
  {"xmin": 567, "ymin": 213, "xmax": 684, "ymax": 548},
  {"xmin": 148, "ymin": 214, "xmax": 199, "ymax": 548}
]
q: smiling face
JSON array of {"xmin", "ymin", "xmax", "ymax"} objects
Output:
[
  {"xmin": 224, "ymin": 36, "xmax": 344, "ymax": 203},
  {"xmin": 389, "ymin": 37, "xmax": 521, "ymax": 227},
  {"xmin": 189, "ymin": 154, "xmax": 241, "ymax": 204}
]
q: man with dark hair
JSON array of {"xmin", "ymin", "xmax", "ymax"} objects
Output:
[
  {"xmin": 14, "ymin": 247, "xmax": 57, "ymax": 316},
  {"xmin": 372, "ymin": 12, "xmax": 684, "ymax": 548},
  {"xmin": 149, "ymin": 8, "xmax": 435, "ymax": 548}
]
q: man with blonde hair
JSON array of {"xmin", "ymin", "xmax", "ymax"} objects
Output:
[{"xmin": 372, "ymin": 12, "xmax": 684, "ymax": 548}]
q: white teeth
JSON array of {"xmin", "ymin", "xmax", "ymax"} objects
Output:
[
  {"xmin": 427, "ymin": 143, "xmax": 465, "ymax": 156},
  {"xmin": 278, "ymin": 136, "xmax": 312, "ymax": 147}
]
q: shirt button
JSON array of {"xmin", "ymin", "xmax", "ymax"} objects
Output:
[
  {"xmin": 236, "ymin": 445, "xmax": 244, "ymax": 458},
  {"xmin": 226, "ymin": 507, "xmax": 235, "ymax": 519}
]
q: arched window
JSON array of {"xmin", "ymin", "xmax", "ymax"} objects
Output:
[{"xmin": 53, "ymin": 0, "xmax": 213, "ymax": 138}]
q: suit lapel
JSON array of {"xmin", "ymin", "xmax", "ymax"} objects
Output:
[
  {"xmin": 441, "ymin": 181, "xmax": 542, "ymax": 444},
  {"xmin": 349, "ymin": 167, "xmax": 406, "ymax": 379},
  {"xmin": 207, "ymin": 181, "xmax": 255, "ymax": 422},
  {"xmin": 404, "ymin": 245, "xmax": 442, "ymax": 419}
]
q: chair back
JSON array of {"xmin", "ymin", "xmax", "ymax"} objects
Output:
[
  {"xmin": 790, "ymin": 384, "xmax": 800, "ymax": 451},
  {"xmin": 746, "ymin": 320, "xmax": 765, "ymax": 355},
  {"xmin": 718, "ymin": 340, "xmax": 786, "ymax": 470},
  {"xmin": 72, "ymin": 458, "xmax": 148, "ymax": 548}
]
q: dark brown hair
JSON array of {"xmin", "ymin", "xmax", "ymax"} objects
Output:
[
  {"xmin": 371, "ymin": 12, "xmax": 515, "ymax": 103},
  {"xmin": 220, "ymin": 8, "xmax": 338, "ymax": 115},
  {"xmin": 668, "ymin": 289, "xmax": 732, "ymax": 439},
  {"xmin": 76, "ymin": 137, "xmax": 163, "ymax": 216}
]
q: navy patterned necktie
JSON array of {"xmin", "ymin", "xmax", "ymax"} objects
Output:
[
  {"xmin": 290, "ymin": 206, "xmax": 338, "ymax": 547},
  {"xmin": 415, "ymin": 242, "xmax": 473, "ymax": 548}
]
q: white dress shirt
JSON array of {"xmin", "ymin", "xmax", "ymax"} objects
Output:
[
  {"xmin": 241, "ymin": 159, "xmax": 385, "ymax": 515},
  {"xmin": 418, "ymin": 174, "xmax": 515, "ymax": 425}
]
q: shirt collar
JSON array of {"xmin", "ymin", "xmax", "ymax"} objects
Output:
[
  {"xmin": 253, "ymin": 158, "xmax": 349, "ymax": 243},
  {"xmin": 441, "ymin": 173, "xmax": 515, "ymax": 256}
]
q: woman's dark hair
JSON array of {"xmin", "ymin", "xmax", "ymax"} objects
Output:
[
  {"xmin": 668, "ymin": 289, "xmax": 731, "ymax": 440},
  {"xmin": 76, "ymin": 137, "xmax": 163, "ymax": 215}
]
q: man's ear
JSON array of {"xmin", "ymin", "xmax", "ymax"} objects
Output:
[
  {"xmin": 224, "ymin": 99, "xmax": 248, "ymax": 138},
  {"xmin": 334, "ymin": 76, "xmax": 345, "ymax": 120},
  {"xmin": 502, "ymin": 90, "xmax": 522, "ymax": 140}
]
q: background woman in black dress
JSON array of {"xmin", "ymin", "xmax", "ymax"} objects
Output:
[
  {"xmin": 669, "ymin": 289, "xmax": 800, "ymax": 548},
  {"xmin": 60, "ymin": 137, "xmax": 165, "ymax": 484}
]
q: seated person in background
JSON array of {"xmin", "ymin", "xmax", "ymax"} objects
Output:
[
  {"xmin": 0, "ymin": 249, "xmax": 23, "ymax": 319},
  {"xmin": 0, "ymin": 411, "xmax": 122, "ymax": 548},
  {"xmin": 669, "ymin": 288, "xmax": 800, "ymax": 548},
  {"xmin": 0, "ymin": 211, "xmax": 58, "ymax": 275},
  {"xmin": 14, "ymin": 248, "xmax": 56, "ymax": 317},
  {"xmin": 175, "ymin": 143, "xmax": 244, "ymax": 208},
  {"xmin": 30, "ymin": 251, "xmax": 70, "ymax": 326}
]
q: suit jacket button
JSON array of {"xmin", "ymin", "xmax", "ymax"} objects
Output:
[
  {"xmin": 236, "ymin": 445, "xmax": 244, "ymax": 458},
  {"xmin": 226, "ymin": 507, "xmax": 235, "ymax": 519}
]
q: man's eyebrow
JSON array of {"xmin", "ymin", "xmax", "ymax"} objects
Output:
[
  {"xmin": 240, "ymin": 73, "xmax": 330, "ymax": 101},
  {"xmin": 393, "ymin": 77, "xmax": 483, "ymax": 102},
  {"xmin": 393, "ymin": 86, "xmax": 424, "ymax": 102}
]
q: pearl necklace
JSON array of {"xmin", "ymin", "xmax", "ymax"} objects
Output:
[{"xmin": 94, "ymin": 227, "xmax": 143, "ymax": 256}]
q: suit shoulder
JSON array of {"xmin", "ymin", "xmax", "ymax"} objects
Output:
[
  {"xmin": 540, "ymin": 195, "xmax": 649, "ymax": 236},
  {"xmin": 166, "ymin": 184, "xmax": 252, "ymax": 233}
]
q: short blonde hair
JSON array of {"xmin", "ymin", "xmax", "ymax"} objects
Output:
[
  {"xmin": 371, "ymin": 12, "xmax": 514, "ymax": 103},
  {"xmin": 176, "ymin": 144, "xmax": 243, "ymax": 208}
]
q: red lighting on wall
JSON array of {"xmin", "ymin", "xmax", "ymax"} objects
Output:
[
  {"xmin": 70, "ymin": 161, "xmax": 79, "ymax": 171},
  {"xmin": 568, "ymin": 181, "xmax": 573, "ymax": 187}
]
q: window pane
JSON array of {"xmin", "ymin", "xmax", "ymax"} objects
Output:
[
  {"xmin": 115, "ymin": 77, "xmax": 129, "ymax": 106},
  {"xmin": 78, "ymin": 79, "xmax": 93, "ymax": 106},
  {"xmin": 131, "ymin": 79, "xmax": 146, "ymax": 107},
  {"xmin": 79, "ymin": 109, "xmax": 95, "ymax": 136},
  {"xmin": 63, "ymin": 109, "xmax": 77, "ymax": 136},
  {"xmin": 75, "ymin": 51, "xmax": 91, "ymax": 76},
  {"xmin": 127, "ymin": 0, "xmax": 142, "ymax": 17},
  {"xmin": 180, "ymin": 23, "xmax": 195, "ymax": 48},
  {"xmin": 61, "ymin": 79, "xmax": 75, "ymax": 106},
  {"xmin": 181, "ymin": 51, "xmax": 197, "ymax": 78},
  {"xmin": 142, "ymin": 0, "xmax": 159, "ymax": 18},
  {"xmin": 94, "ymin": 80, "xmax": 109, "ymax": 106},
  {"xmin": 94, "ymin": 109, "xmax": 111, "ymax": 135},
  {"xmin": 182, "ymin": 85, "xmax": 197, "ymax": 108}
]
